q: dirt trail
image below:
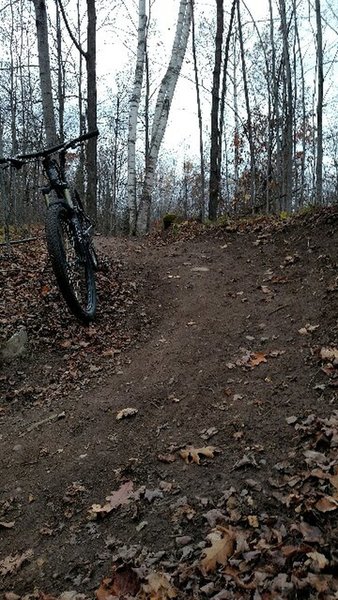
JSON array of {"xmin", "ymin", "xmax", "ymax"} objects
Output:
[{"xmin": 0, "ymin": 212, "xmax": 337, "ymax": 597}]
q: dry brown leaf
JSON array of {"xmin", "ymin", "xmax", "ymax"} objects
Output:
[
  {"xmin": 95, "ymin": 566, "xmax": 141, "ymax": 599},
  {"xmin": 157, "ymin": 453, "xmax": 177, "ymax": 463},
  {"xmin": 116, "ymin": 407, "xmax": 138, "ymax": 420},
  {"xmin": 329, "ymin": 472, "xmax": 338, "ymax": 493},
  {"xmin": 315, "ymin": 495, "xmax": 338, "ymax": 512},
  {"xmin": 171, "ymin": 503, "xmax": 196, "ymax": 523},
  {"xmin": 0, "ymin": 521, "xmax": 15, "ymax": 529},
  {"xmin": 248, "ymin": 352, "xmax": 267, "ymax": 367},
  {"xmin": 141, "ymin": 571, "xmax": 177, "ymax": 599},
  {"xmin": 299, "ymin": 324, "xmax": 319, "ymax": 335},
  {"xmin": 305, "ymin": 573, "xmax": 332, "ymax": 593},
  {"xmin": 261, "ymin": 285, "xmax": 273, "ymax": 294},
  {"xmin": 200, "ymin": 526, "xmax": 235, "ymax": 575},
  {"xmin": 282, "ymin": 544, "xmax": 313, "ymax": 558},
  {"xmin": 0, "ymin": 549, "xmax": 33, "ymax": 576},
  {"xmin": 306, "ymin": 551, "xmax": 329, "ymax": 571},
  {"xmin": 89, "ymin": 481, "xmax": 134, "ymax": 518},
  {"xmin": 295, "ymin": 521, "xmax": 324, "ymax": 544},
  {"xmin": 320, "ymin": 347, "xmax": 338, "ymax": 362},
  {"xmin": 179, "ymin": 445, "xmax": 217, "ymax": 464},
  {"xmin": 247, "ymin": 515, "xmax": 259, "ymax": 528}
]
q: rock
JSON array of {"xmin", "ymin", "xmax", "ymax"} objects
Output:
[
  {"xmin": 175, "ymin": 535, "xmax": 192, "ymax": 546},
  {"xmin": 2, "ymin": 327, "xmax": 28, "ymax": 360}
]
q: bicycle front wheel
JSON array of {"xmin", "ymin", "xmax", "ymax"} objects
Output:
[{"xmin": 45, "ymin": 203, "xmax": 96, "ymax": 323}]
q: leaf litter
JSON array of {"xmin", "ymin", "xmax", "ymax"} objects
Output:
[{"xmin": 2, "ymin": 210, "xmax": 338, "ymax": 599}]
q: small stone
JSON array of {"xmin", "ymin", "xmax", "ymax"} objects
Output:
[
  {"xmin": 59, "ymin": 593, "xmax": 88, "ymax": 600},
  {"xmin": 2, "ymin": 328, "xmax": 28, "ymax": 360},
  {"xmin": 13, "ymin": 444, "xmax": 23, "ymax": 452},
  {"xmin": 175, "ymin": 535, "xmax": 192, "ymax": 546}
]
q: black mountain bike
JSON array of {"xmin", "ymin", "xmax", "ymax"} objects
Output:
[{"xmin": 0, "ymin": 130, "xmax": 99, "ymax": 323}]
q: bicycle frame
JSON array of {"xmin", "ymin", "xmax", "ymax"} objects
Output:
[
  {"xmin": 0, "ymin": 129, "xmax": 99, "ymax": 322},
  {"xmin": 41, "ymin": 154, "xmax": 75, "ymax": 210}
]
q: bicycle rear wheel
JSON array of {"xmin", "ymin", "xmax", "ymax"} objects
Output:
[{"xmin": 45, "ymin": 202, "xmax": 96, "ymax": 323}]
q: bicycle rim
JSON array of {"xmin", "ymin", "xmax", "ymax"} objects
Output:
[{"xmin": 45, "ymin": 203, "xmax": 96, "ymax": 322}]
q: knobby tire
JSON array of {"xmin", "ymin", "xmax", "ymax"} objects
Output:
[{"xmin": 45, "ymin": 202, "xmax": 96, "ymax": 323}]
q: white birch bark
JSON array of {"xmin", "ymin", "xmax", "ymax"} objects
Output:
[
  {"xmin": 136, "ymin": 0, "xmax": 192, "ymax": 234},
  {"xmin": 127, "ymin": 0, "xmax": 147, "ymax": 234}
]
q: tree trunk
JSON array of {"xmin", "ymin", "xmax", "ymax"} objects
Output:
[
  {"xmin": 279, "ymin": 0, "xmax": 293, "ymax": 212},
  {"xmin": 209, "ymin": 0, "xmax": 224, "ymax": 221},
  {"xmin": 56, "ymin": 1, "xmax": 64, "ymax": 143},
  {"xmin": 127, "ymin": 0, "xmax": 147, "ymax": 234},
  {"xmin": 315, "ymin": 0, "xmax": 323, "ymax": 204},
  {"xmin": 268, "ymin": 0, "xmax": 281, "ymax": 212},
  {"xmin": 111, "ymin": 95, "xmax": 120, "ymax": 234},
  {"xmin": 191, "ymin": 0, "xmax": 206, "ymax": 221},
  {"xmin": 31, "ymin": 0, "xmax": 57, "ymax": 146},
  {"xmin": 237, "ymin": 0, "xmax": 256, "ymax": 213},
  {"xmin": 86, "ymin": 0, "xmax": 97, "ymax": 222},
  {"xmin": 136, "ymin": 0, "xmax": 192, "ymax": 234}
]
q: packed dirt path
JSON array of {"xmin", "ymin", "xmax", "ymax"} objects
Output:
[{"xmin": 1, "ymin": 210, "xmax": 337, "ymax": 599}]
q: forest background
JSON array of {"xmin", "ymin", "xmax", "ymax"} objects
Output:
[{"xmin": 0, "ymin": 0, "xmax": 337, "ymax": 236}]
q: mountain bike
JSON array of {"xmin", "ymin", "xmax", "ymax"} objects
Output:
[{"xmin": 0, "ymin": 130, "xmax": 99, "ymax": 323}]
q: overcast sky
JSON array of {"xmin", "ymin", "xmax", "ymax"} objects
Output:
[{"xmin": 95, "ymin": 1, "xmax": 337, "ymax": 161}]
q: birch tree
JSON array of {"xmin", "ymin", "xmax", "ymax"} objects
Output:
[
  {"xmin": 136, "ymin": 0, "xmax": 192, "ymax": 234},
  {"xmin": 127, "ymin": 0, "xmax": 147, "ymax": 234}
]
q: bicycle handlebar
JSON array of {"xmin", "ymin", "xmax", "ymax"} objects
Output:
[{"xmin": 0, "ymin": 129, "xmax": 99, "ymax": 166}]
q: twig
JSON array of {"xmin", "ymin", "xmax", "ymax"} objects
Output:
[
  {"xmin": 0, "ymin": 237, "xmax": 37, "ymax": 246},
  {"xmin": 269, "ymin": 304, "xmax": 289, "ymax": 315},
  {"xmin": 21, "ymin": 411, "xmax": 66, "ymax": 435}
]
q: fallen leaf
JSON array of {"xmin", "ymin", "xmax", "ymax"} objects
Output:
[
  {"xmin": 294, "ymin": 521, "xmax": 324, "ymax": 544},
  {"xmin": 141, "ymin": 571, "xmax": 177, "ymax": 599},
  {"xmin": 286, "ymin": 415, "xmax": 298, "ymax": 425},
  {"xmin": 144, "ymin": 488, "xmax": 164, "ymax": 502},
  {"xmin": 0, "ymin": 549, "xmax": 33, "ymax": 576},
  {"xmin": 95, "ymin": 566, "xmax": 141, "ymax": 599},
  {"xmin": 232, "ymin": 453, "xmax": 258, "ymax": 470},
  {"xmin": 248, "ymin": 352, "xmax": 267, "ymax": 367},
  {"xmin": 306, "ymin": 551, "xmax": 329, "ymax": 571},
  {"xmin": 200, "ymin": 527, "xmax": 235, "ymax": 574},
  {"xmin": 116, "ymin": 407, "xmax": 138, "ymax": 420},
  {"xmin": 284, "ymin": 254, "xmax": 299, "ymax": 264},
  {"xmin": 171, "ymin": 503, "xmax": 196, "ymax": 523},
  {"xmin": 0, "ymin": 521, "xmax": 15, "ymax": 529},
  {"xmin": 260, "ymin": 285, "xmax": 273, "ymax": 294},
  {"xmin": 304, "ymin": 573, "xmax": 332, "ymax": 593},
  {"xmin": 247, "ymin": 515, "xmax": 259, "ymax": 528},
  {"xmin": 298, "ymin": 324, "xmax": 319, "ymax": 335},
  {"xmin": 179, "ymin": 445, "xmax": 217, "ymax": 464},
  {"xmin": 157, "ymin": 453, "xmax": 177, "ymax": 463},
  {"xmin": 315, "ymin": 495, "xmax": 338, "ymax": 512},
  {"xmin": 200, "ymin": 426, "xmax": 219, "ymax": 440},
  {"xmin": 59, "ymin": 339, "xmax": 72, "ymax": 349},
  {"xmin": 89, "ymin": 481, "xmax": 135, "ymax": 518},
  {"xmin": 320, "ymin": 347, "xmax": 338, "ymax": 362}
]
